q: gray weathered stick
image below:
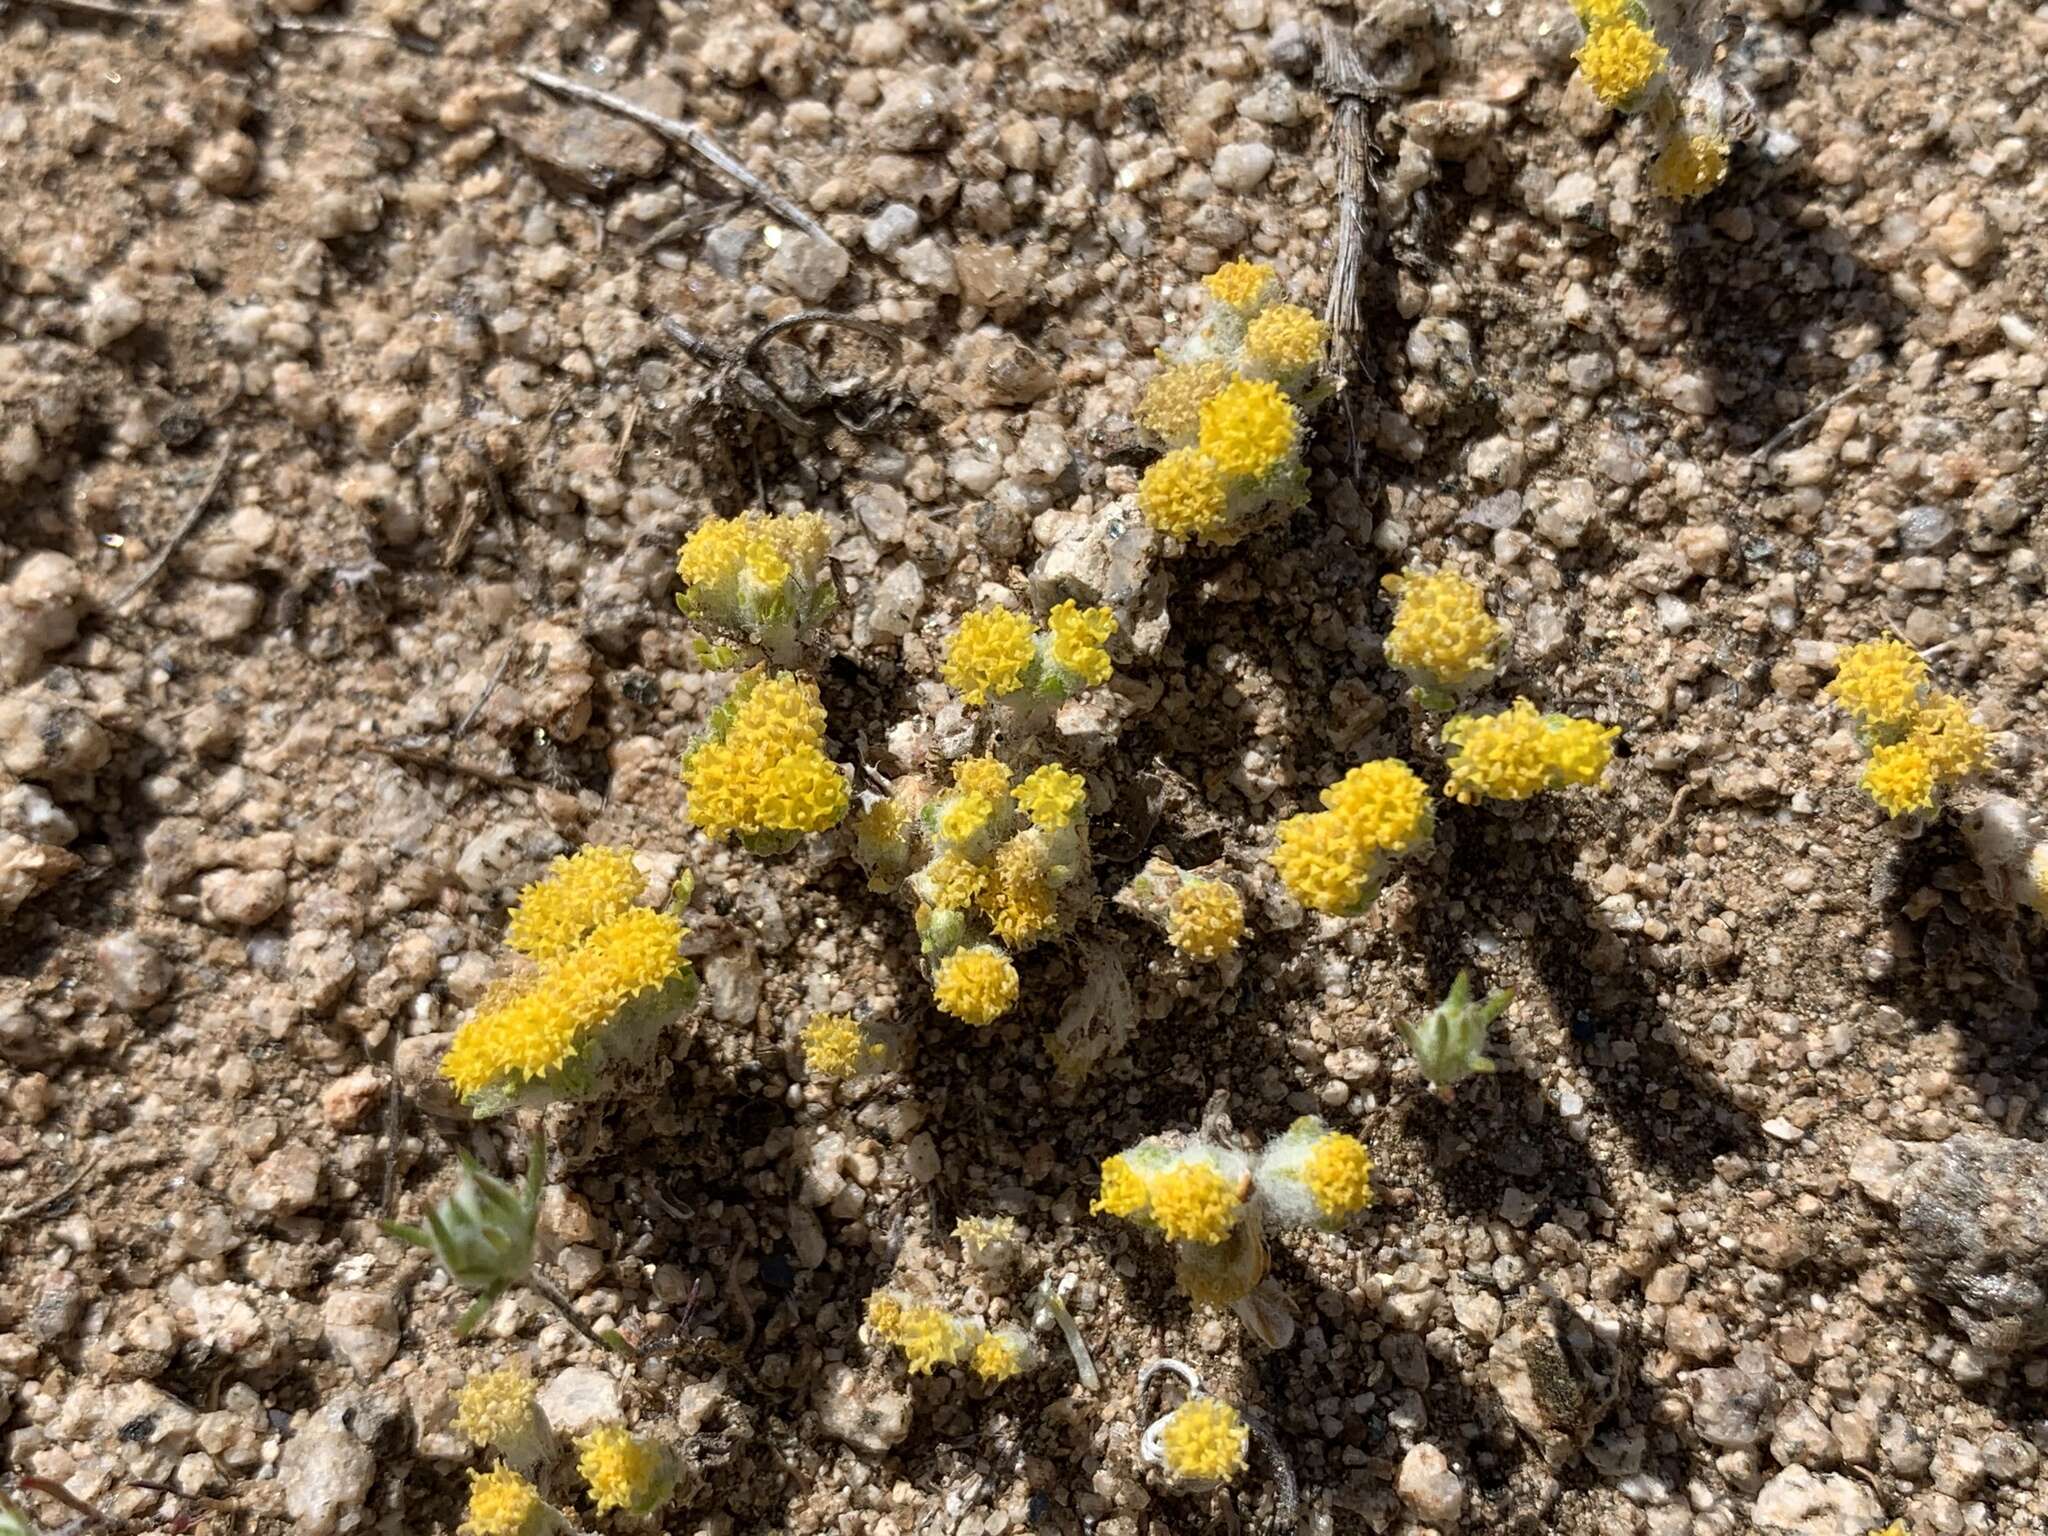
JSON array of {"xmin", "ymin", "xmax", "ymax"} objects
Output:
[
  {"xmin": 516, "ymin": 66, "xmax": 833, "ymax": 247},
  {"xmin": 112, "ymin": 440, "xmax": 234, "ymax": 609}
]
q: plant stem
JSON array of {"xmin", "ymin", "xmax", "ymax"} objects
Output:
[{"xmin": 527, "ymin": 1271, "xmax": 640, "ymax": 1359}]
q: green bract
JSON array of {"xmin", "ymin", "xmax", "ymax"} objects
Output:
[
  {"xmin": 385, "ymin": 1142, "xmax": 543, "ymax": 1334},
  {"xmin": 1397, "ymin": 970, "xmax": 1513, "ymax": 1093}
]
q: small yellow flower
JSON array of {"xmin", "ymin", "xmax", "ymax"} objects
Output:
[
  {"xmin": 1302, "ymin": 1132, "xmax": 1374, "ymax": 1221},
  {"xmin": 801, "ymin": 1012, "xmax": 883, "ymax": 1078},
  {"xmin": 1381, "ymin": 567, "xmax": 1503, "ymax": 697},
  {"xmin": 1091, "ymin": 1154, "xmax": 1150, "ymax": 1218},
  {"xmin": 1138, "ymin": 448, "xmax": 1231, "ymax": 540},
  {"xmin": 970, "ymin": 1328, "xmax": 1034, "ymax": 1382},
  {"xmin": 1149, "ymin": 1162, "xmax": 1242, "ymax": 1246},
  {"xmin": 1198, "ymin": 377, "xmax": 1299, "ymax": 481},
  {"xmin": 893, "ymin": 1304, "xmax": 976, "ymax": 1374},
  {"xmin": 461, "ymin": 1466, "xmax": 549, "ymax": 1536},
  {"xmin": 1013, "ymin": 763, "xmax": 1088, "ymax": 828},
  {"xmin": 1905, "ymin": 692, "xmax": 1988, "ymax": 783},
  {"xmin": 954, "ymin": 755, "xmax": 1013, "ymax": 800},
  {"xmin": 1158, "ymin": 1398, "xmax": 1250, "ymax": 1485},
  {"xmin": 919, "ymin": 850, "xmax": 986, "ymax": 909},
  {"xmin": 1271, "ymin": 810, "xmax": 1380, "ymax": 915},
  {"xmin": 675, "ymin": 510, "xmax": 832, "ymax": 630},
  {"xmin": 933, "ymin": 945, "xmax": 1019, "ymax": 1026},
  {"xmin": 1864, "ymin": 1524, "xmax": 1909, "ymax": 1536},
  {"xmin": 440, "ymin": 906, "xmax": 687, "ymax": 1100},
  {"xmin": 1571, "ymin": 0, "xmax": 1637, "ymax": 26},
  {"xmin": 1322, "ymin": 759, "xmax": 1434, "ymax": 856},
  {"xmin": 945, "ymin": 607, "xmax": 1037, "ymax": 706},
  {"xmin": 1863, "ymin": 742, "xmax": 1938, "ymax": 819},
  {"xmin": 1202, "ymin": 259, "xmax": 1277, "ymax": 311},
  {"xmin": 2029, "ymin": 848, "xmax": 2048, "ymax": 919},
  {"xmin": 576, "ymin": 1425, "xmax": 671, "ymax": 1517},
  {"xmin": 979, "ymin": 837, "xmax": 1058, "ymax": 947},
  {"xmin": 1136, "ymin": 360, "xmax": 1232, "ymax": 444},
  {"xmin": 866, "ymin": 1291, "xmax": 907, "ymax": 1339},
  {"xmin": 1651, "ymin": 128, "xmax": 1730, "ymax": 201},
  {"xmin": 1243, "ymin": 303, "xmax": 1328, "ymax": 374},
  {"xmin": 1167, "ymin": 880, "xmax": 1245, "ymax": 960},
  {"xmin": 1440, "ymin": 698, "xmax": 1618, "ymax": 805},
  {"xmin": 1047, "ymin": 599, "xmax": 1117, "ymax": 688},
  {"xmin": 1826, "ymin": 639, "xmax": 1928, "ymax": 738},
  {"xmin": 454, "ymin": 1367, "xmax": 539, "ymax": 1449},
  {"xmin": 504, "ymin": 846, "xmax": 642, "ymax": 962},
  {"xmin": 939, "ymin": 791, "xmax": 999, "ymax": 846},
  {"xmin": 683, "ymin": 671, "xmax": 849, "ymax": 844},
  {"xmin": 1574, "ymin": 18, "xmax": 1667, "ymax": 108}
]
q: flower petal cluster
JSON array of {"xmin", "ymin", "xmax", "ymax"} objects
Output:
[
  {"xmin": 1440, "ymin": 699, "xmax": 1618, "ymax": 806},
  {"xmin": 675, "ymin": 509, "xmax": 834, "ymax": 658},
  {"xmin": 1826, "ymin": 641, "xmax": 1988, "ymax": 818},
  {"xmin": 1271, "ymin": 759, "xmax": 1434, "ymax": 915},
  {"xmin": 1381, "ymin": 567, "xmax": 1504, "ymax": 701},
  {"xmin": 942, "ymin": 601, "xmax": 1118, "ymax": 711},
  {"xmin": 682, "ymin": 670, "xmax": 849, "ymax": 850}
]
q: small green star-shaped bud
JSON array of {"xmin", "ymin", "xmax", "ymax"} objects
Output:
[
  {"xmin": 1398, "ymin": 970, "xmax": 1512, "ymax": 1095},
  {"xmin": 385, "ymin": 1142, "xmax": 542, "ymax": 1335}
]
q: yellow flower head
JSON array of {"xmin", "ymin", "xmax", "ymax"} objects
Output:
[
  {"xmin": 1826, "ymin": 638, "xmax": 1929, "ymax": 739},
  {"xmin": 1091, "ymin": 1153, "xmax": 1150, "ymax": 1218},
  {"xmin": 1203, "ymin": 259, "xmax": 1277, "ymax": 311},
  {"xmin": 1150, "ymin": 1162, "xmax": 1243, "ymax": 1246},
  {"xmin": 1651, "ymin": 129, "xmax": 1730, "ymax": 201},
  {"xmin": 440, "ymin": 906, "xmax": 686, "ymax": 1100},
  {"xmin": 939, "ymin": 791, "xmax": 999, "ymax": 846},
  {"xmin": 1167, "ymin": 879, "xmax": 1245, "ymax": 960},
  {"xmin": 1013, "ymin": 763, "xmax": 1088, "ymax": 829},
  {"xmin": 933, "ymin": 945, "xmax": 1019, "ymax": 1026},
  {"xmin": 979, "ymin": 837, "xmax": 1058, "ymax": 947},
  {"xmin": 1863, "ymin": 742, "xmax": 1938, "ymax": 819},
  {"xmin": 1198, "ymin": 378, "xmax": 1300, "ymax": 481},
  {"xmin": 683, "ymin": 672, "xmax": 849, "ymax": 843},
  {"xmin": 1381, "ymin": 567, "xmax": 1503, "ymax": 695},
  {"xmin": 576, "ymin": 1425, "xmax": 671, "ymax": 1517},
  {"xmin": 1138, "ymin": 448, "xmax": 1230, "ymax": 540},
  {"xmin": 1322, "ymin": 759, "xmax": 1435, "ymax": 856},
  {"xmin": 1302, "ymin": 1132, "xmax": 1374, "ymax": 1220},
  {"xmin": 801, "ymin": 1012, "xmax": 883, "ymax": 1078},
  {"xmin": 970, "ymin": 1328, "xmax": 1034, "ymax": 1383},
  {"xmin": 1440, "ymin": 698, "xmax": 1618, "ymax": 805},
  {"xmin": 1136, "ymin": 359, "xmax": 1232, "ymax": 444},
  {"xmin": 1244, "ymin": 303, "xmax": 1328, "ymax": 374},
  {"xmin": 1047, "ymin": 599, "xmax": 1117, "ymax": 688},
  {"xmin": 455, "ymin": 1367, "xmax": 539, "ymax": 1449},
  {"xmin": 2029, "ymin": 847, "xmax": 2048, "ymax": 919},
  {"xmin": 865, "ymin": 1290, "xmax": 907, "ymax": 1339},
  {"xmin": 945, "ymin": 607, "xmax": 1037, "ymax": 706},
  {"xmin": 676, "ymin": 510, "xmax": 830, "ymax": 614},
  {"xmin": 461, "ymin": 1466, "xmax": 548, "ymax": 1536},
  {"xmin": 893, "ymin": 1304, "xmax": 976, "ymax": 1374},
  {"xmin": 1158, "ymin": 1398, "xmax": 1250, "ymax": 1485},
  {"xmin": 1574, "ymin": 18, "xmax": 1667, "ymax": 108},
  {"xmin": 919, "ymin": 850, "xmax": 986, "ymax": 909},
  {"xmin": 1271, "ymin": 810, "xmax": 1380, "ymax": 915},
  {"xmin": 954, "ymin": 755, "xmax": 1014, "ymax": 800},
  {"xmin": 1571, "ymin": 0, "xmax": 1638, "ymax": 26},
  {"xmin": 1905, "ymin": 692, "xmax": 1988, "ymax": 783},
  {"xmin": 504, "ymin": 846, "xmax": 642, "ymax": 962}
]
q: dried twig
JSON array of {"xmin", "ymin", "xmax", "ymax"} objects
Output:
[
  {"xmin": 1749, "ymin": 366, "xmax": 1879, "ymax": 464},
  {"xmin": 13, "ymin": 0, "xmax": 177, "ymax": 22},
  {"xmin": 610, "ymin": 396, "xmax": 641, "ymax": 477},
  {"xmin": 367, "ymin": 740, "xmax": 538, "ymax": 789},
  {"xmin": 267, "ymin": 13, "xmax": 438, "ymax": 51},
  {"xmin": 515, "ymin": 66, "xmax": 833, "ymax": 246},
  {"xmin": 1316, "ymin": 22, "xmax": 1383, "ymax": 384},
  {"xmin": 0, "ymin": 1158, "xmax": 95, "ymax": 1228},
  {"xmin": 453, "ymin": 643, "xmax": 516, "ymax": 740},
  {"xmin": 111, "ymin": 440, "xmax": 234, "ymax": 609}
]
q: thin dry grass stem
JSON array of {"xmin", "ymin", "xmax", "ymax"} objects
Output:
[{"xmin": 111, "ymin": 440, "xmax": 234, "ymax": 609}]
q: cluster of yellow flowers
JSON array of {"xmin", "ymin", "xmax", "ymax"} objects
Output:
[
  {"xmin": 854, "ymin": 755, "xmax": 1094, "ymax": 1027},
  {"xmin": 942, "ymin": 599, "xmax": 1118, "ymax": 710},
  {"xmin": 681, "ymin": 669, "xmax": 850, "ymax": 852},
  {"xmin": 1825, "ymin": 638, "xmax": 1989, "ymax": 818},
  {"xmin": 1095, "ymin": 1119, "xmax": 1373, "ymax": 1313},
  {"xmin": 1166, "ymin": 878, "xmax": 1247, "ymax": 960},
  {"xmin": 675, "ymin": 509, "xmax": 835, "ymax": 661},
  {"xmin": 1382, "ymin": 567, "xmax": 1504, "ymax": 703},
  {"xmin": 440, "ymin": 847, "xmax": 693, "ymax": 1111},
  {"xmin": 1271, "ymin": 758, "xmax": 1435, "ymax": 916},
  {"xmin": 1134, "ymin": 260, "xmax": 1325, "ymax": 548},
  {"xmin": 1440, "ymin": 699, "xmax": 1620, "ymax": 806},
  {"xmin": 456, "ymin": 1414, "xmax": 672, "ymax": 1533},
  {"xmin": 865, "ymin": 1291, "xmax": 1037, "ymax": 1383},
  {"xmin": 454, "ymin": 1366, "xmax": 551, "ymax": 1470},
  {"xmin": 1569, "ymin": 0, "xmax": 1729, "ymax": 201},
  {"xmin": 799, "ymin": 1011, "xmax": 886, "ymax": 1079}
]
